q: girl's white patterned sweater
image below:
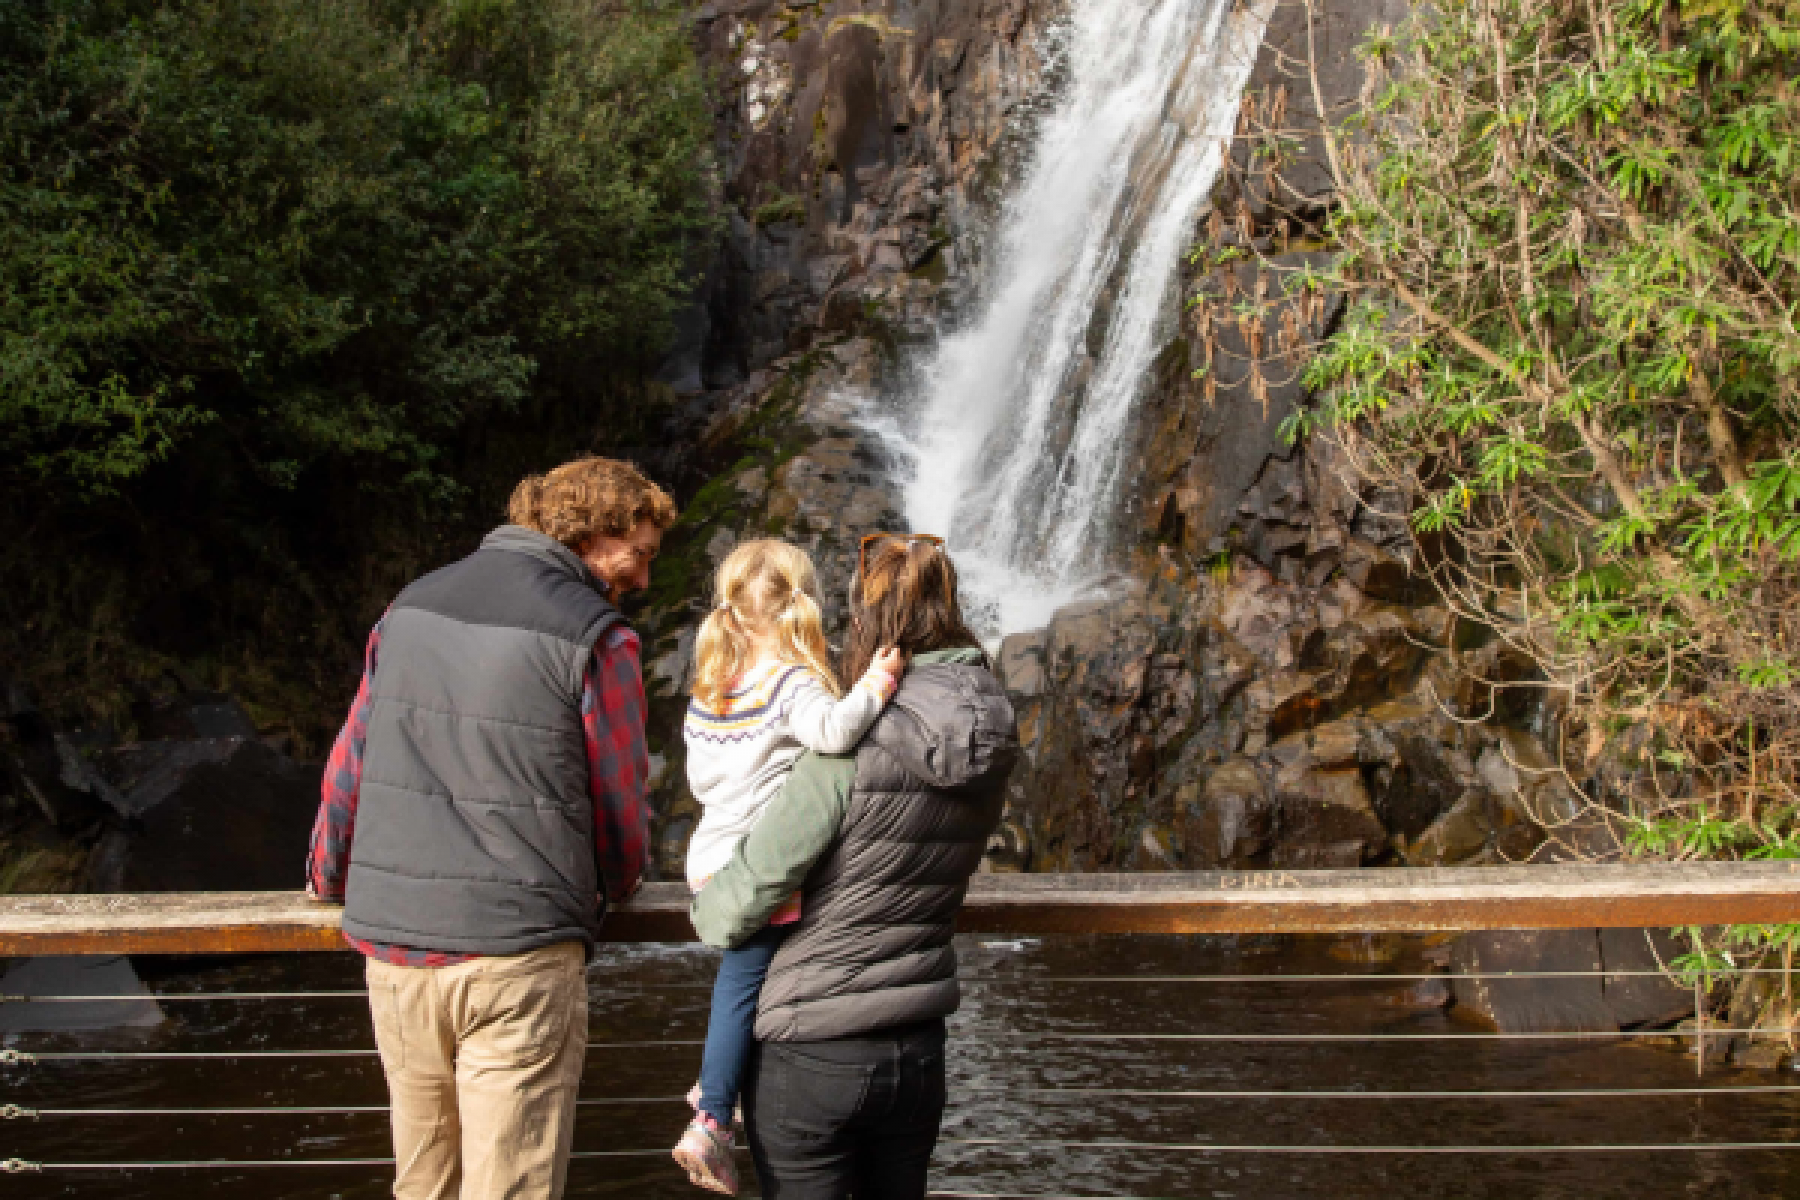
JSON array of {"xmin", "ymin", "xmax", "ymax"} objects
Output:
[{"xmin": 683, "ymin": 661, "xmax": 896, "ymax": 888}]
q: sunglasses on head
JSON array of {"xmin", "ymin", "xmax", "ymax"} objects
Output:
[{"xmin": 857, "ymin": 532, "xmax": 945, "ymax": 581}]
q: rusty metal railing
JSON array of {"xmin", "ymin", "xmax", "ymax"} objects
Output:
[
  {"xmin": 4, "ymin": 863, "xmax": 1800, "ymax": 1194},
  {"xmin": 5, "ymin": 861, "xmax": 1800, "ymax": 955}
]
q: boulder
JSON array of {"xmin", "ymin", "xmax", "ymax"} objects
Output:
[
  {"xmin": 1407, "ymin": 790, "xmax": 1495, "ymax": 865},
  {"xmin": 2, "ymin": 685, "xmax": 117, "ymax": 837},
  {"xmin": 996, "ymin": 627, "xmax": 1049, "ymax": 699},
  {"xmin": 133, "ymin": 691, "xmax": 260, "ymax": 741},
  {"xmin": 1599, "ymin": 927, "xmax": 1695, "ymax": 1029},
  {"xmin": 1269, "ymin": 757, "xmax": 1385, "ymax": 868},
  {"xmin": 1451, "ymin": 929, "xmax": 1617, "ymax": 1033},
  {"xmin": 1176, "ymin": 759, "xmax": 1275, "ymax": 868},
  {"xmin": 92, "ymin": 738, "xmax": 320, "ymax": 892},
  {"xmin": 1244, "ymin": 671, "xmax": 1328, "ymax": 741},
  {"xmin": 1361, "ymin": 700, "xmax": 1481, "ymax": 843},
  {"xmin": 1449, "ymin": 927, "xmax": 1692, "ymax": 1033}
]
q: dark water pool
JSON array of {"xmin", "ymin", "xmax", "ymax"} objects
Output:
[{"xmin": 4, "ymin": 935, "xmax": 1798, "ymax": 1198}]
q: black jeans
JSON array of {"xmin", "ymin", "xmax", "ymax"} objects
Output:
[{"xmin": 743, "ymin": 1020, "xmax": 947, "ymax": 1200}]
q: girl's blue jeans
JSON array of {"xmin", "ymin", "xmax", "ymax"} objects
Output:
[{"xmin": 697, "ymin": 924, "xmax": 790, "ymax": 1128}]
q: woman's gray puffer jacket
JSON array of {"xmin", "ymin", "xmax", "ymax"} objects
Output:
[{"xmin": 689, "ymin": 646, "xmax": 1019, "ymax": 1042}]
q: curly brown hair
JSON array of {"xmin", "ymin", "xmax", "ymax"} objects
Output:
[{"xmin": 506, "ymin": 457, "xmax": 677, "ymax": 549}]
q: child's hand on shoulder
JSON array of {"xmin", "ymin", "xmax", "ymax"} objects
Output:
[{"xmin": 872, "ymin": 645, "xmax": 908, "ymax": 679}]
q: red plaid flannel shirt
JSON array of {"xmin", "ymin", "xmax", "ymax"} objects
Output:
[{"xmin": 305, "ymin": 616, "xmax": 652, "ymax": 967}]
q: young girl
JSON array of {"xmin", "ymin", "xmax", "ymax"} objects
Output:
[{"xmin": 672, "ymin": 539, "xmax": 905, "ymax": 1195}]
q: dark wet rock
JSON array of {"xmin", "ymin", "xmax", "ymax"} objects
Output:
[
  {"xmin": 996, "ymin": 628, "xmax": 1049, "ymax": 700},
  {"xmin": 996, "ymin": 627, "xmax": 1051, "ymax": 772},
  {"xmin": 4, "ymin": 672, "xmax": 336, "ymax": 895},
  {"xmin": 1263, "ymin": 724, "xmax": 1385, "ymax": 866},
  {"xmin": 1361, "ymin": 701, "xmax": 1481, "ymax": 846},
  {"xmin": 987, "ymin": 538, "xmax": 1565, "ymax": 873},
  {"xmin": 88, "ymin": 738, "xmax": 319, "ymax": 893},
  {"xmin": 1340, "ymin": 538, "xmax": 1416, "ymax": 604},
  {"xmin": 1599, "ymin": 928, "xmax": 1695, "ymax": 1029},
  {"xmin": 1269, "ymin": 757, "xmax": 1384, "ymax": 868},
  {"xmin": 2, "ymin": 682, "xmax": 119, "ymax": 893},
  {"xmin": 1245, "ymin": 671, "xmax": 1329, "ymax": 742},
  {"xmin": 1407, "ymin": 791, "xmax": 1496, "ymax": 866},
  {"xmin": 1230, "ymin": 0, "xmax": 1413, "ymax": 225},
  {"xmin": 1451, "ymin": 930, "xmax": 1618, "ymax": 1034},
  {"xmin": 98, "ymin": 738, "xmax": 246, "ymax": 818},
  {"xmin": 1725, "ymin": 974, "xmax": 1796, "ymax": 1068},
  {"xmin": 684, "ymin": 0, "xmax": 1061, "ymax": 382},
  {"xmin": 1451, "ymin": 928, "xmax": 1698, "ymax": 1033},
  {"xmin": 132, "ymin": 692, "xmax": 259, "ymax": 741},
  {"xmin": 1175, "ymin": 760, "xmax": 1274, "ymax": 869},
  {"xmin": 1733, "ymin": 1037, "xmax": 1791, "ymax": 1070}
]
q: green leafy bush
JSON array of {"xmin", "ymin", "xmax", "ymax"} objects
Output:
[
  {"xmin": 0, "ymin": 0, "xmax": 715, "ymax": 741},
  {"xmin": 1268, "ymin": 0, "xmax": 1800, "ymax": 1004}
]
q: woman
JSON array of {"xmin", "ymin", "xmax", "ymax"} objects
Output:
[{"xmin": 690, "ymin": 534, "xmax": 1019, "ymax": 1199}]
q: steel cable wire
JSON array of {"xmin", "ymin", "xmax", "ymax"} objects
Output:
[
  {"xmin": 9, "ymin": 1139, "xmax": 1800, "ymax": 1172},
  {"xmin": 8, "ymin": 967, "xmax": 1795, "ymax": 1003},
  {"xmin": 981, "ymin": 1028, "xmax": 1793, "ymax": 1041},
  {"xmin": 2, "ymin": 1028, "xmax": 1785, "ymax": 1063},
  {"xmin": 945, "ymin": 1138, "xmax": 1800, "ymax": 1154},
  {"xmin": 0, "ymin": 1097, "xmax": 690, "ymax": 1117},
  {"xmin": 956, "ymin": 1028, "xmax": 1791, "ymax": 1042},
  {"xmin": 1, "ymin": 1150, "xmax": 671, "ymax": 1171},
  {"xmin": 8, "ymin": 1084, "xmax": 1800, "ymax": 1120},
  {"xmin": 926, "ymin": 1192, "xmax": 1188, "ymax": 1199},
  {"xmin": 961, "ymin": 968, "xmax": 1796, "ymax": 982},
  {"xmin": 0, "ymin": 992, "xmax": 369, "ymax": 1003},
  {"xmin": 6, "ymin": 971, "xmax": 1792, "ymax": 1176}
]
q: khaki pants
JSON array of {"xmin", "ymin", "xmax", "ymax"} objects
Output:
[{"xmin": 366, "ymin": 942, "xmax": 588, "ymax": 1200}]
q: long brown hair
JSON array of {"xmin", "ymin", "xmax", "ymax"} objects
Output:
[{"xmin": 842, "ymin": 537, "xmax": 985, "ymax": 683}]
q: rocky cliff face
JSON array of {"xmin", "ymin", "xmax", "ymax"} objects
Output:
[
  {"xmin": 986, "ymin": 1, "xmax": 1602, "ymax": 877},
  {"xmin": 664, "ymin": 0, "xmax": 1059, "ymax": 393},
  {"xmin": 637, "ymin": 0, "xmax": 1065, "ymax": 874},
  {"xmin": 642, "ymin": 0, "xmax": 1578, "ymax": 887}
]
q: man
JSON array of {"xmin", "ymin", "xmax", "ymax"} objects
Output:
[{"xmin": 306, "ymin": 456, "xmax": 675, "ymax": 1200}]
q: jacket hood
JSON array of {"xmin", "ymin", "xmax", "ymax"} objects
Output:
[
  {"xmin": 481, "ymin": 525, "xmax": 607, "ymax": 595},
  {"xmin": 868, "ymin": 650, "xmax": 1019, "ymax": 791}
]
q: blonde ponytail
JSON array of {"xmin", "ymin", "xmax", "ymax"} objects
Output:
[
  {"xmin": 773, "ymin": 588, "xmax": 840, "ymax": 697},
  {"xmin": 691, "ymin": 604, "xmax": 750, "ymax": 710},
  {"xmin": 691, "ymin": 540, "xmax": 843, "ymax": 710}
]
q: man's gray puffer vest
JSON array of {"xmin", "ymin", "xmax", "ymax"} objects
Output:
[
  {"xmin": 755, "ymin": 651, "xmax": 1018, "ymax": 1041},
  {"xmin": 342, "ymin": 525, "xmax": 625, "ymax": 957}
]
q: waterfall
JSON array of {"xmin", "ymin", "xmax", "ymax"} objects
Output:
[{"xmin": 899, "ymin": 0, "xmax": 1272, "ymax": 637}]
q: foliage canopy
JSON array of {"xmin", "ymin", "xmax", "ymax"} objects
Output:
[
  {"xmin": 2, "ymin": 0, "xmax": 714, "ymax": 498},
  {"xmin": 0, "ymin": 0, "xmax": 715, "ymax": 739},
  {"xmin": 1289, "ymin": 0, "xmax": 1800, "ymax": 982}
]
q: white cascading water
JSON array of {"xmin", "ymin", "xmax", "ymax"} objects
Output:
[{"xmin": 899, "ymin": 0, "xmax": 1273, "ymax": 637}]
